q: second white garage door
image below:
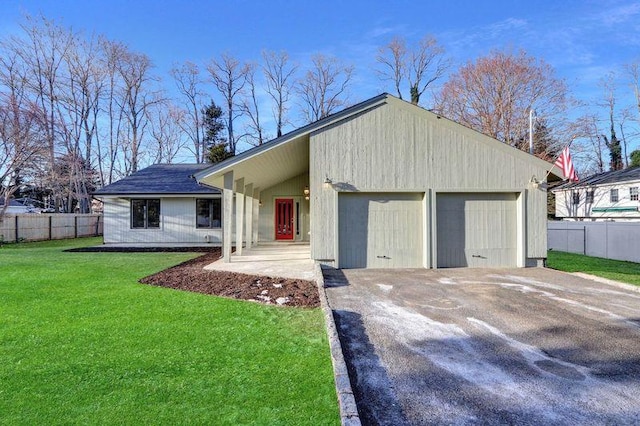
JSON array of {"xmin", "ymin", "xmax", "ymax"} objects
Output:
[
  {"xmin": 338, "ymin": 193, "xmax": 424, "ymax": 268},
  {"xmin": 436, "ymin": 193, "xmax": 518, "ymax": 268}
]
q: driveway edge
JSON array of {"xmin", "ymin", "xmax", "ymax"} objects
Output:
[
  {"xmin": 314, "ymin": 263, "xmax": 361, "ymax": 426},
  {"xmin": 569, "ymin": 271, "xmax": 640, "ymax": 293}
]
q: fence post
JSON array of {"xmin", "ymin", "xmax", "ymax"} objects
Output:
[
  {"xmin": 49, "ymin": 215, "xmax": 53, "ymax": 240},
  {"xmin": 74, "ymin": 215, "xmax": 78, "ymax": 238},
  {"xmin": 94, "ymin": 215, "xmax": 100, "ymax": 236},
  {"xmin": 15, "ymin": 215, "xmax": 18, "ymax": 242}
]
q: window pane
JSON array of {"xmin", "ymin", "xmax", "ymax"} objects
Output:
[
  {"xmin": 131, "ymin": 200, "xmax": 146, "ymax": 228},
  {"xmin": 211, "ymin": 198, "xmax": 221, "ymax": 228},
  {"xmin": 196, "ymin": 199, "xmax": 211, "ymax": 228},
  {"xmin": 631, "ymin": 187, "xmax": 638, "ymax": 201},
  {"xmin": 586, "ymin": 191, "xmax": 594, "ymax": 203},
  {"xmin": 147, "ymin": 199, "xmax": 161, "ymax": 228},
  {"xmin": 611, "ymin": 189, "xmax": 619, "ymax": 202}
]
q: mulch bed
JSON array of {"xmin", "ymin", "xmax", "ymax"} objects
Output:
[{"xmin": 139, "ymin": 250, "xmax": 320, "ymax": 308}]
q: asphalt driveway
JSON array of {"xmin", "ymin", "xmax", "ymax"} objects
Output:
[{"xmin": 324, "ymin": 267, "xmax": 640, "ymax": 425}]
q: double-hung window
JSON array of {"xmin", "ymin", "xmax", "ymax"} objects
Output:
[
  {"xmin": 572, "ymin": 191, "xmax": 580, "ymax": 205},
  {"xmin": 196, "ymin": 198, "xmax": 222, "ymax": 228},
  {"xmin": 630, "ymin": 187, "xmax": 639, "ymax": 201},
  {"xmin": 610, "ymin": 189, "xmax": 619, "ymax": 203},
  {"xmin": 131, "ymin": 199, "xmax": 160, "ymax": 229},
  {"xmin": 586, "ymin": 190, "xmax": 594, "ymax": 204}
]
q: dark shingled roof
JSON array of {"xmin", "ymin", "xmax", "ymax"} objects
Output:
[
  {"xmin": 555, "ymin": 166, "xmax": 640, "ymax": 190},
  {"xmin": 0, "ymin": 198, "xmax": 26, "ymax": 207},
  {"xmin": 93, "ymin": 164, "xmax": 220, "ymax": 196}
]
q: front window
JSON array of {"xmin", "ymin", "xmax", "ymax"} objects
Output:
[
  {"xmin": 131, "ymin": 199, "xmax": 160, "ymax": 229},
  {"xmin": 572, "ymin": 191, "xmax": 580, "ymax": 205},
  {"xmin": 631, "ymin": 187, "xmax": 639, "ymax": 201},
  {"xmin": 586, "ymin": 190, "xmax": 594, "ymax": 204},
  {"xmin": 196, "ymin": 198, "xmax": 222, "ymax": 228},
  {"xmin": 610, "ymin": 189, "xmax": 619, "ymax": 203}
]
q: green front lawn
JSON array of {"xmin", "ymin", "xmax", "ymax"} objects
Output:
[
  {"xmin": 0, "ymin": 238, "xmax": 339, "ymax": 425},
  {"xmin": 547, "ymin": 250, "xmax": 640, "ymax": 286}
]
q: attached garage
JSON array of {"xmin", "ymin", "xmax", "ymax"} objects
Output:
[
  {"xmin": 338, "ymin": 193, "xmax": 424, "ymax": 268},
  {"xmin": 436, "ymin": 193, "xmax": 520, "ymax": 268}
]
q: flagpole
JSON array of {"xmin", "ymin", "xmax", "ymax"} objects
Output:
[{"xmin": 529, "ymin": 108, "xmax": 535, "ymax": 155}]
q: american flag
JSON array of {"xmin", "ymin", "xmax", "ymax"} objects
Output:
[{"xmin": 554, "ymin": 146, "xmax": 579, "ymax": 182}]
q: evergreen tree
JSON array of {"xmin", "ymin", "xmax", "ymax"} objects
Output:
[
  {"xmin": 201, "ymin": 100, "xmax": 232, "ymax": 164},
  {"xmin": 630, "ymin": 150, "xmax": 640, "ymax": 168},
  {"xmin": 603, "ymin": 124, "xmax": 623, "ymax": 171}
]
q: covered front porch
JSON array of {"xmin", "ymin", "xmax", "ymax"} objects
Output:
[
  {"xmin": 195, "ymin": 131, "xmax": 311, "ymax": 263},
  {"xmin": 204, "ymin": 242, "xmax": 314, "ymax": 280}
]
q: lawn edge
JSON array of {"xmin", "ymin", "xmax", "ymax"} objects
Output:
[
  {"xmin": 569, "ymin": 272, "xmax": 640, "ymax": 293},
  {"xmin": 315, "ymin": 264, "xmax": 361, "ymax": 426}
]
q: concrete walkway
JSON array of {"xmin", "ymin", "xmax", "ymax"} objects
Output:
[{"xmin": 204, "ymin": 243, "xmax": 315, "ymax": 280}]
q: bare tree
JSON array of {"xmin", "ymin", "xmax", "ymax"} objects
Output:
[
  {"xmin": 98, "ymin": 39, "xmax": 127, "ymax": 185},
  {"xmin": 240, "ymin": 63, "xmax": 265, "ymax": 146},
  {"xmin": 207, "ymin": 53, "xmax": 250, "ymax": 155},
  {"xmin": 377, "ymin": 35, "xmax": 449, "ymax": 105},
  {"xmin": 171, "ymin": 61, "xmax": 206, "ymax": 162},
  {"xmin": 0, "ymin": 56, "xmax": 45, "ymax": 220},
  {"xmin": 116, "ymin": 49, "xmax": 161, "ymax": 174},
  {"xmin": 14, "ymin": 15, "xmax": 75, "ymax": 211},
  {"xmin": 297, "ymin": 54, "xmax": 353, "ymax": 122},
  {"xmin": 148, "ymin": 103, "xmax": 187, "ymax": 164},
  {"xmin": 262, "ymin": 50, "xmax": 297, "ymax": 137},
  {"xmin": 598, "ymin": 73, "xmax": 624, "ymax": 171},
  {"xmin": 435, "ymin": 49, "xmax": 569, "ymax": 152}
]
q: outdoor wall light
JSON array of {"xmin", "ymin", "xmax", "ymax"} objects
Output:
[
  {"xmin": 529, "ymin": 175, "xmax": 541, "ymax": 189},
  {"xmin": 323, "ymin": 176, "xmax": 333, "ymax": 189},
  {"xmin": 303, "ymin": 186, "xmax": 310, "ymax": 200}
]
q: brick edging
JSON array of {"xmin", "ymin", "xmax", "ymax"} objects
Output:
[{"xmin": 314, "ymin": 263, "xmax": 361, "ymax": 426}]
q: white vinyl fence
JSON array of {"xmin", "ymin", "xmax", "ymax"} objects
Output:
[
  {"xmin": 0, "ymin": 214, "xmax": 103, "ymax": 243},
  {"xmin": 548, "ymin": 221, "xmax": 640, "ymax": 263}
]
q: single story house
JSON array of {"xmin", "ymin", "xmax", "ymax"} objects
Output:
[
  {"xmin": 192, "ymin": 93, "xmax": 561, "ymax": 268},
  {"xmin": 93, "ymin": 163, "xmax": 222, "ymax": 244},
  {"xmin": 552, "ymin": 166, "xmax": 640, "ymax": 221},
  {"xmin": 0, "ymin": 198, "xmax": 32, "ymax": 214}
]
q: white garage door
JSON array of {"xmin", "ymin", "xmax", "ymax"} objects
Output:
[
  {"xmin": 436, "ymin": 193, "xmax": 517, "ymax": 268},
  {"xmin": 338, "ymin": 193, "xmax": 424, "ymax": 269}
]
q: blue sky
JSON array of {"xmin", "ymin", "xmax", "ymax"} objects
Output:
[{"xmin": 2, "ymin": 0, "xmax": 640, "ymax": 162}]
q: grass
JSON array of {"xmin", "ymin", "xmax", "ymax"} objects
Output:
[
  {"xmin": 0, "ymin": 237, "xmax": 340, "ymax": 425},
  {"xmin": 547, "ymin": 250, "xmax": 640, "ymax": 286}
]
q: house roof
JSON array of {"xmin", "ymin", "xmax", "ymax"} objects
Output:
[
  {"xmin": 93, "ymin": 163, "xmax": 220, "ymax": 196},
  {"xmin": 195, "ymin": 93, "xmax": 561, "ymax": 191},
  {"xmin": 553, "ymin": 166, "xmax": 640, "ymax": 191},
  {"xmin": 0, "ymin": 198, "xmax": 26, "ymax": 207}
]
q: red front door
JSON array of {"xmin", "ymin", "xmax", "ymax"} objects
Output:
[{"xmin": 275, "ymin": 198, "xmax": 294, "ymax": 240}]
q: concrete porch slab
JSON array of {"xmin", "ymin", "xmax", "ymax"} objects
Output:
[{"xmin": 204, "ymin": 244, "xmax": 315, "ymax": 281}]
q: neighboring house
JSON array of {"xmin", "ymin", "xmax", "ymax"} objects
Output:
[
  {"xmin": 93, "ymin": 164, "xmax": 222, "ymax": 244},
  {"xmin": 0, "ymin": 198, "xmax": 33, "ymax": 214},
  {"xmin": 552, "ymin": 167, "xmax": 640, "ymax": 221},
  {"xmin": 193, "ymin": 93, "xmax": 561, "ymax": 268}
]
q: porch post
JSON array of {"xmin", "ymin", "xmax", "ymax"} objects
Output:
[
  {"xmin": 253, "ymin": 188, "xmax": 260, "ymax": 245},
  {"xmin": 235, "ymin": 178, "xmax": 245, "ymax": 256},
  {"xmin": 244, "ymin": 183, "xmax": 254, "ymax": 249},
  {"xmin": 223, "ymin": 171, "xmax": 234, "ymax": 262}
]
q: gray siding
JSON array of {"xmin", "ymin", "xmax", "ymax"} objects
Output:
[
  {"xmin": 310, "ymin": 100, "xmax": 548, "ymax": 266},
  {"xmin": 103, "ymin": 196, "xmax": 222, "ymax": 244},
  {"xmin": 258, "ymin": 173, "xmax": 310, "ymax": 242}
]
